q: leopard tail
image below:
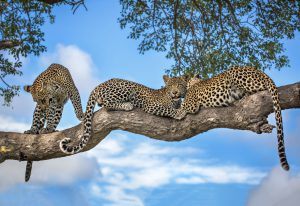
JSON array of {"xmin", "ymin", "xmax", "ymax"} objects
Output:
[
  {"xmin": 25, "ymin": 161, "xmax": 32, "ymax": 182},
  {"xmin": 264, "ymin": 75, "xmax": 289, "ymax": 171},
  {"xmin": 59, "ymin": 87, "xmax": 99, "ymax": 154}
]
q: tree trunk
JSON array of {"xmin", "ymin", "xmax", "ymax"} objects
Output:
[{"xmin": 0, "ymin": 82, "xmax": 299, "ymax": 163}]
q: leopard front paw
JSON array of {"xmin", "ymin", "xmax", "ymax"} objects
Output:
[
  {"xmin": 123, "ymin": 102, "xmax": 134, "ymax": 111},
  {"xmin": 40, "ymin": 128, "xmax": 57, "ymax": 134},
  {"xmin": 24, "ymin": 129, "xmax": 39, "ymax": 134},
  {"xmin": 174, "ymin": 109, "xmax": 187, "ymax": 120}
]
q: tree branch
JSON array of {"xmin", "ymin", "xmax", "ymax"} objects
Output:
[
  {"xmin": 37, "ymin": 0, "xmax": 66, "ymax": 4},
  {"xmin": 37, "ymin": 0, "xmax": 86, "ymax": 12},
  {"xmin": 0, "ymin": 82, "xmax": 299, "ymax": 163},
  {"xmin": 0, "ymin": 40, "xmax": 20, "ymax": 50}
]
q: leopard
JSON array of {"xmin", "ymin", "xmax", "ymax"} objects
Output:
[
  {"xmin": 59, "ymin": 75, "xmax": 189, "ymax": 154},
  {"xmin": 174, "ymin": 66, "xmax": 289, "ymax": 171},
  {"xmin": 23, "ymin": 63, "xmax": 84, "ymax": 182},
  {"xmin": 187, "ymin": 74, "xmax": 205, "ymax": 90}
]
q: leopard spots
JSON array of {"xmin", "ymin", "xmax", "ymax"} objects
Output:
[
  {"xmin": 24, "ymin": 63, "xmax": 84, "ymax": 182},
  {"xmin": 175, "ymin": 66, "xmax": 289, "ymax": 171},
  {"xmin": 59, "ymin": 75, "xmax": 189, "ymax": 154}
]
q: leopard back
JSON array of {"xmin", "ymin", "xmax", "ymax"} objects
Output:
[
  {"xmin": 175, "ymin": 66, "xmax": 289, "ymax": 170},
  {"xmin": 60, "ymin": 75, "xmax": 189, "ymax": 154},
  {"xmin": 24, "ymin": 63, "xmax": 84, "ymax": 120}
]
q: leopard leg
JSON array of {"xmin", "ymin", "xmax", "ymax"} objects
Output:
[
  {"xmin": 48, "ymin": 104, "xmax": 64, "ymax": 130},
  {"xmin": 103, "ymin": 102, "xmax": 134, "ymax": 111},
  {"xmin": 40, "ymin": 102, "xmax": 63, "ymax": 134},
  {"xmin": 141, "ymin": 101, "xmax": 178, "ymax": 118},
  {"xmin": 68, "ymin": 85, "xmax": 84, "ymax": 121},
  {"xmin": 174, "ymin": 108, "xmax": 188, "ymax": 120},
  {"xmin": 174, "ymin": 100, "xmax": 201, "ymax": 120},
  {"xmin": 24, "ymin": 104, "xmax": 44, "ymax": 134}
]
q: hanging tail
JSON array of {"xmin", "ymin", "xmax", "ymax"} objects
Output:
[
  {"xmin": 59, "ymin": 88, "xmax": 99, "ymax": 154},
  {"xmin": 265, "ymin": 76, "xmax": 289, "ymax": 170},
  {"xmin": 25, "ymin": 161, "xmax": 32, "ymax": 182}
]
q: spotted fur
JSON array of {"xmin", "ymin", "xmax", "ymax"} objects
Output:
[
  {"xmin": 60, "ymin": 75, "xmax": 189, "ymax": 154},
  {"xmin": 175, "ymin": 66, "xmax": 289, "ymax": 171},
  {"xmin": 187, "ymin": 74, "xmax": 203, "ymax": 90},
  {"xmin": 24, "ymin": 63, "xmax": 84, "ymax": 182}
]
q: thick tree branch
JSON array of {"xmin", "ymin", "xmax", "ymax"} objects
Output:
[
  {"xmin": 0, "ymin": 40, "xmax": 20, "ymax": 50},
  {"xmin": 0, "ymin": 82, "xmax": 299, "ymax": 163}
]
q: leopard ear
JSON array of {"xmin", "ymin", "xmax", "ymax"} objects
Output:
[
  {"xmin": 23, "ymin": 85, "xmax": 32, "ymax": 93},
  {"xmin": 180, "ymin": 74, "xmax": 190, "ymax": 82},
  {"xmin": 163, "ymin": 75, "xmax": 170, "ymax": 83}
]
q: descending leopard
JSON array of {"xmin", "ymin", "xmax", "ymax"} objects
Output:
[
  {"xmin": 59, "ymin": 75, "xmax": 189, "ymax": 154},
  {"xmin": 23, "ymin": 63, "xmax": 84, "ymax": 182},
  {"xmin": 174, "ymin": 66, "xmax": 289, "ymax": 171}
]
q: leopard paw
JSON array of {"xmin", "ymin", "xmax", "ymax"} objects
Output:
[
  {"xmin": 174, "ymin": 109, "xmax": 187, "ymax": 120},
  {"xmin": 24, "ymin": 129, "xmax": 39, "ymax": 134},
  {"xmin": 40, "ymin": 128, "xmax": 57, "ymax": 134},
  {"xmin": 123, "ymin": 102, "xmax": 134, "ymax": 111}
]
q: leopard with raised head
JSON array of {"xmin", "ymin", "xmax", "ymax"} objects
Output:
[
  {"xmin": 23, "ymin": 63, "xmax": 84, "ymax": 182},
  {"xmin": 60, "ymin": 75, "xmax": 189, "ymax": 154},
  {"xmin": 174, "ymin": 66, "xmax": 289, "ymax": 171}
]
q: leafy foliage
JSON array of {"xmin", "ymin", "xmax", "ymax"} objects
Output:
[
  {"xmin": 0, "ymin": 0, "xmax": 86, "ymax": 105},
  {"xmin": 0, "ymin": 0, "xmax": 54, "ymax": 105},
  {"xmin": 119, "ymin": 0, "xmax": 300, "ymax": 77}
]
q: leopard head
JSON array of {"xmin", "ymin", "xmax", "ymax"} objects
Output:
[
  {"xmin": 24, "ymin": 82, "xmax": 51, "ymax": 109},
  {"xmin": 163, "ymin": 75, "xmax": 189, "ymax": 102}
]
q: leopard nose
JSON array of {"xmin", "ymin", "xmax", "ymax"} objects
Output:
[{"xmin": 172, "ymin": 90, "xmax": 179, "ymax": 96}]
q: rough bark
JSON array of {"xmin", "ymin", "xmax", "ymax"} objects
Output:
[{"xmin": 0, "ymin": 82, "xmax": 299, "ymax": 163}]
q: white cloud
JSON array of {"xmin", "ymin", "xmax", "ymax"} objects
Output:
[
  {"xmin": 100, "ymin": 186, "xmax": 144, "ymax": 206},
  {"xmin": 39, "ymin": 44, "xmax": 100, "ymax": 97},
  {"xmin": 0, "ymin": 112, "xmax": 268, "ymax": 206},
  {"xmin": 0, "ymin": 115, "xmax": 31, "ymax": 132},
  {"xmin": 0, "ymin": 115, "xmax": 98, "ymax": 191},
  {"xmin": 0, "ymin": 155, "xmax": 98, "ymax": 192},
  {"xmin": 247, "ymin": 167, "xmax": 300, "ymax": 206},
  {"xmin": 0, "ymin": 93, "xmax": 36, "ymax": 120},
  {"xmin": 85, "ymin": 132, "xmax": 266, "ymax": 205}
]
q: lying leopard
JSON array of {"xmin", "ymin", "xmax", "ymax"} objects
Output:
[
  {"xmin": 60, "ymin": 75, "xmax": 189, "ymax": 154},
  {"xmin": 24, "ymin": 63, "xmax": 84, "ymax": 181},
  {"xmin": 175, "ymin": 66, "xmax": 289, "ymax": 171}
]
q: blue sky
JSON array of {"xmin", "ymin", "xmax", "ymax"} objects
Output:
[{"xmin": 0, "ymin": 1, "xmax": 300, "ymax": 206}]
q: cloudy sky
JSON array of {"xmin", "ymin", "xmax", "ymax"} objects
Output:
[{"xmin": 0, "ymin": 1, "xmax": 300, "ymax": 206}]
